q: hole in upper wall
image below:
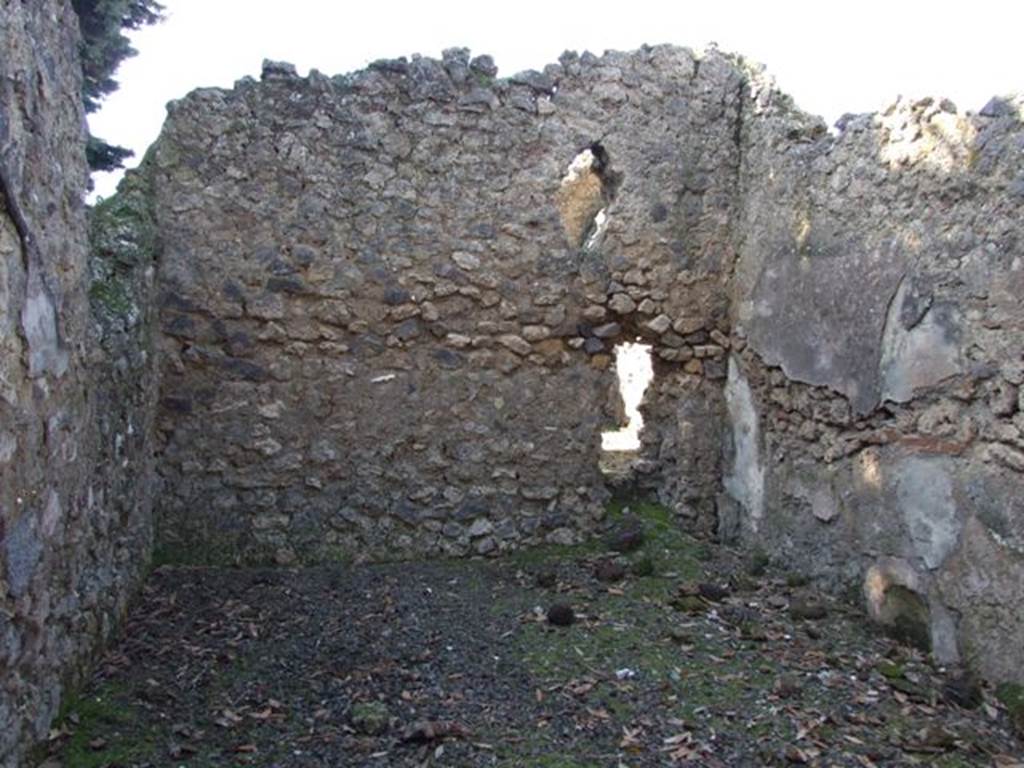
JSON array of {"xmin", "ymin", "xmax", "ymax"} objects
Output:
[{"xmin": 556, "ymin": 142, "xmax": 619, "ymax": 249}]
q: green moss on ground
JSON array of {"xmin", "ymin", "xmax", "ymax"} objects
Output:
[
  {"xmin": 507, "ymin": 499, "xmax": 708, "ymax": 690},
  {"xmin": 997, "ymin": 682, "xmax": 1024, "ymax": 733},
  {"xmin": 151, "ymin": 537, "xmax": 243, "ymax": 567},
  {"xmin": 49, "ymin": 681, "xmax": 159, "ymax": 768}
]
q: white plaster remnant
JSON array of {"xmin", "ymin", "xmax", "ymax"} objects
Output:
[
  {"xmin": 811, "ymin": 485, "xmax": 839, "ymax": 523},
  {"xmin": 895, "ymin": 456, "xmax": 960, "ymax": 570},
  {"xmin": 0, "ymin": 431, "xmax": 16, "ymax": 463},
  {"xmin": 723, "ymin": 357, "xmax": 764, "ymax": 530},
  {"xmin": 22, "ymin": 286, "xmax": 69, "ymax": 378},
  {"xmin": 258, "ymin": 400, "xmax": 286, "ymax": 419},
  {"xmin": 41, "ymin": 489, "xmax": 62, "ymax": 537},
  {"xmin": 880, "ymin": 281, "xmax": 963, "ymax": 403}
]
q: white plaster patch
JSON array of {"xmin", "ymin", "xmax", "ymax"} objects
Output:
[
  {"xmin": 452, "ymin": 251, "xmax": 480, "ymax": 271},
  {"xmin": 258, "ymin": 400, "xmax": 285, "ymax": 419},
  {"xmin": 928, "ymin": 597, "xmax": 961, "ymax": 666},
  {"xmin": 723, "ymin": 356, "xmax": 765, "ymax": 531},
  {"xmin": 0, "ymin": 431, "xmax": 16, "ymax": 464},
  {"xmin": 21, "ymin": 285, "xmax": 69, "ymax": 378},
  {"xmin": 895, "ymin": 456, "xmax": 961, "ymax": 569},
  {"xmin": 811, "ymin": 486, "xmax": 839, "ymax": 523},
  {"xmin": 41, "ymin": 489, "xmax": 62, "ymax": 537},
  {"xmin": 880, "ymin": 282, "xmax": 962, "ymax": 403}
]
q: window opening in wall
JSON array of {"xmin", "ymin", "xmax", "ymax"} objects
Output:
[{"xmin": 601, "ymin": 341, "xmax": 654, "ymax": 453}]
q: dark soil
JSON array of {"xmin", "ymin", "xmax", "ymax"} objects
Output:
[{"xmin": 37, "ymin": 503, "xmax": 1023, "ymax": 767}]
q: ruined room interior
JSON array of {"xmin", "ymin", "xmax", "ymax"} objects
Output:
[{"xmin": 2, "ymin": 2, "xmax": 1023, "ymax": 766}]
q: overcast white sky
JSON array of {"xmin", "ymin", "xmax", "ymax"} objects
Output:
[{"xmin": 88, "ymin": 0, "xmax": 1023, "ymax": 199}]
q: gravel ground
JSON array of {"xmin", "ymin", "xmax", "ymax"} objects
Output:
[{"xmin": 37, "ymin": 503, "xmax": 1023, "ymax": 767}]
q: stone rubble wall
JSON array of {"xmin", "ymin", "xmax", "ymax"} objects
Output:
[
  {"xmin": 3, "ymin": 23, "xmax": 1017, "ymax": 766},
  {"xmin": 148, "ymin": 47, "xmax": 742, "ymax": 564},
  {"xmin": 0, "ymin": 3, "xmax": 161, "ymax": 765},
  {"xmin": 728, "ymin": 74, "xmax": 1024, "ymax": 683},
  {"xmin": 142, "ymin": 45, "xmax": 1023, "ymax": 683}
]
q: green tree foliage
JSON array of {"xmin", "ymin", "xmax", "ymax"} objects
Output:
[
  {"xmin": 85, "ymin": 134, "xmax": 134, "ymax": 172},
  {"xmin": 72, "ymin": 0, "xmax": 164, "ymax": 172}
]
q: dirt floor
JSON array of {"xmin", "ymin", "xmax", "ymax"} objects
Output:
[{"xmin": 36, "ymin": 502, "xmax": 1023, "ymax": 767}]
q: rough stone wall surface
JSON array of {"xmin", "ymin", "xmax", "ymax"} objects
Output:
[
  {"xmin": 729, "ymin": 75, "xmax": 1024, "ymax": 683},
  {"xmin": 0, "ymin": 3, "xmax": 160, "ymax": 765},
  {"xmin": 101, "ymin": 41, "xmax": 1023, "ymax": 689},
  {"xmin": 149, "ymin": 47, "xmax": 742, "ymax": 565}
]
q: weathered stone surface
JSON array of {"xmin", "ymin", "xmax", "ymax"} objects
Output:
[
  {"xmin": 608, "ymin": 293, "xmax": 636, "ymax": 314},
  {"xmin": 593, "ymin": 322, "xmax": 623, "ymax": 339},
  {"xmin": 146, "ymin": 44, "xmax": 746, "ymax": 566},
  {"xmin": 0, "ymin": 4, "xmax": 160, "ymax": 765},
  {"xmin": 645, "ymin": 314, "xmax": 672, "ymax": 335},
  {"xmin": 938, "ymin": 517, "xmax": 1024, "ymax": 683}
]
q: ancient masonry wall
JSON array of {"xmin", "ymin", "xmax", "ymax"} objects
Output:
[
  {"xmin": 143, "ymin": 47, "xmax": 1024, "ymax": 685},
  {"xmin": 149, "ymin": 47, "xmax": 742, "ymax": 564},
  {"xmin": 0, "ymin": 3, "xmax": 160, "ymax": 766}
]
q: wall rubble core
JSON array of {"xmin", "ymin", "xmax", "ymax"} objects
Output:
[{"xmin": 1, "ymin": 17, "xmax": 1023, "ymax": 765}]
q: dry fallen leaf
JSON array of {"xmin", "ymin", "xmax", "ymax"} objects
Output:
[{"xmin": 619, "ymin": 725, "xmax": 644, "ymax": 751}]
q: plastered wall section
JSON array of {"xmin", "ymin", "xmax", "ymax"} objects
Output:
[{"xmin": 727, "ymin": 75, "xmax": 1024, "ymax": 683}]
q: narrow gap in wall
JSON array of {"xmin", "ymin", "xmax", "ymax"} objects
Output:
[
  {"xmin": 583, "ymin": 208, "xmax": 608, "ymax": 250},
  {"xmin": 600, "ymin": 341, "xmax": 654, "ymax": 478}
]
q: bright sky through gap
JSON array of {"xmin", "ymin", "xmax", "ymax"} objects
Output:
[{"xmin": 88, "ymin": 0, "xmax": 1023, "ymax": 199}]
